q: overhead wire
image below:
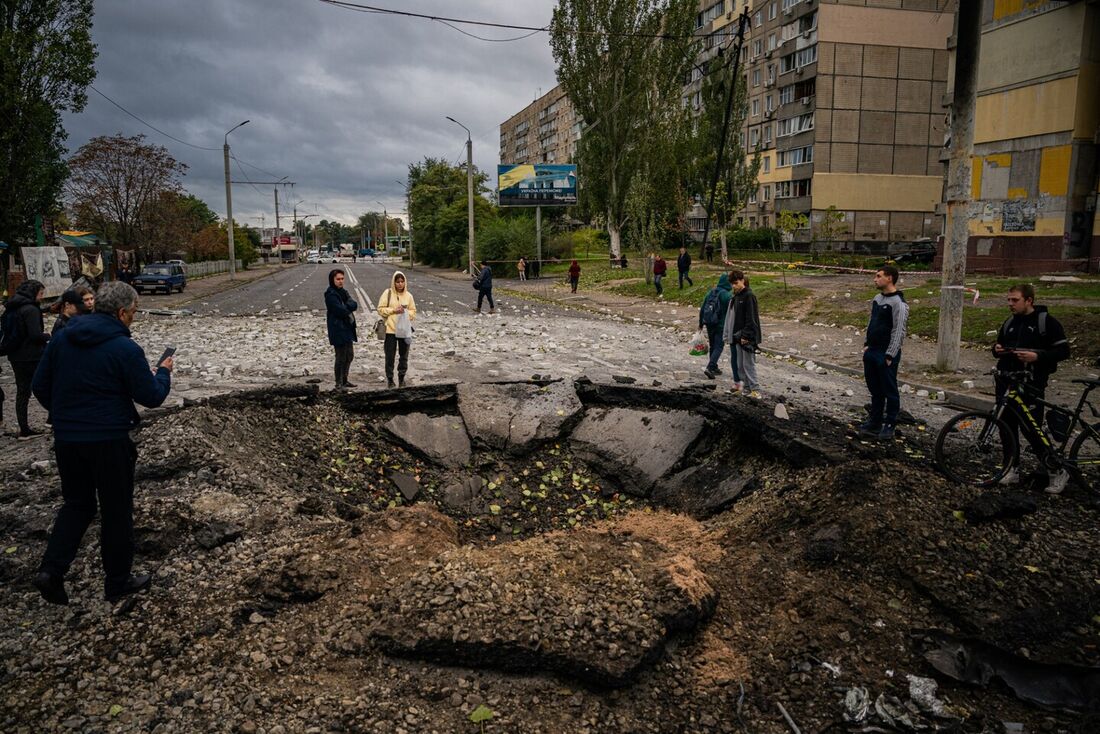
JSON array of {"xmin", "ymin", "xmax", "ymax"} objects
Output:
[{"xmin": 89, "ymin": 85, "xmax": 219, "ymax": 151}]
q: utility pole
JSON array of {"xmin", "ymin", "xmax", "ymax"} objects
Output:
[
  {"xmin": 395, "ymin": 179, "xmax": 412, "ymax": 265},
  {"xmin": 536, "ymin": 206, "xmax": 542, "ymax": 278},
  {"xmin": 376, "ymin": 201, "xmax": 388, "ymax": 256},
  {"xmin": 936, "ymin": 0, "xmax": 982, "ymax": 371},
  {"xmin": 223, "ymin": 120, "xmax": 250, "ymax": 279},
  {"xmin": 447, "ymin": 116, "xmax": 475, "ymax": 274}
]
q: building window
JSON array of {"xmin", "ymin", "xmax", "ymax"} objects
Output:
[
  {"xmin": 750, "ymin": 127, "xmax": 760, "ymax": 147},
  {"xmin": 749, "ymin": 189, "xmax": 758, "ymax": 204},
  {"xmin": 777, "ymin": 113, "xmax": 814, "ymax": 136},
  {"xmin": 776, "ymin": 145, "xmax": 814, "ymax": 166},
  {"xmin": 779, "ymin": 85, "xmax": 794, "ymax": 105},
  {"xmin": 766, "ymin": 94, "xmax": 774, "ymax": 112},
  {"xmin": 754, "ymin": 11, "xmax": 762, "ymax": 27},
  {"xmin": 775, "ymin": 179, "xmax": 812, "ymax": 198},
  {"xmin": 782, "ymin": 0, "xmax": 802, "ymax": 10},
  {"xmin": 752, "ymin": 68, "xmax": 761, "ymax": 87},
  {"xmin": 768, "ymin": 33, "xmax": 777, "ymax": 51},
  {"xmin": 753, "ymin": 39, "xmax": 763, "ymax": 57},
  {"xmin": 764, "ymin": 124, "xmax": 773, "ymax": 145},
  {"xmin": 780, "ymin": 45, "xmax": 816, "ymax": 73},
  {"xmin": 696, "ymin": 0, "xmax": 726, "ymax": 28},
  {"xmin": 768, "ymin": 2, "xmax": 777, "ymax": 20},
  {"xmin": 763, "ymin": 156, "xmax": 771, "ymax": 173},
  {"xmin": 751, "ymin": 98, "xmax": 759, "ymax": 117}
]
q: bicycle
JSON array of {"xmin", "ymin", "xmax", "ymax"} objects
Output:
[{"xmin": 934, "ymin": 369, "xmax": 1100, "ymax": 491}]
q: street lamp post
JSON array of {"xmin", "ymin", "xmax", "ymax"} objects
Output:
[
  {"xmin": 223, "ymin": 119, "xmax": 250, "ymax": 278},
  {"xmin": 394, "ymin": 179, "xmax": 412, "ymax": 265},
  {"xmin": 446, "ymin": 116, "xmax": 475, "ymax": 275},
  {"xmin": 376, "ymin": 200, "xmax": 388, "ymax": 256}
]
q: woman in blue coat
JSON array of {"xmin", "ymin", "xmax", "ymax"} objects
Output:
[{"xmin": 324, "ymin": 269, "xmax": 358, "ymax": 388}]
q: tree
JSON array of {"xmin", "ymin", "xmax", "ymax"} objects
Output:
[
  {"xmin": 191, "ymin": 222, "xmax": 256, "ymax": 267},
  {"xmin": 143, "ymin": 191, "xmax": 218, "ymax": 262},
  {"xmin": 0, "ymin": 0, "xmax": 96, "ymax": 249},
  {"xmin": 66, "ymin": 134, "xmax": 188, "ymax": 263},
  {"xmin": 815, "ymin": 205, "xmax": 849, "ymax": 244},
  {"xmin": 551, "ymin": 0, "xmax": 696, "ymax": 258},
  {"xmin": 692, "ymin": 55, "xmax": 760, "ymax": 261},
  {"xmin": 776, "ymin": 210, "xmax": 809, "ymax": 247},
  {"xmin": 407, "ymin": 157, "xmax": 493, "ymax": 268}
]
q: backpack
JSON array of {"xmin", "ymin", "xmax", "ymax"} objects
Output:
[
  {"xmin": 0, "ymin": 308, "xmax": 24, "ymax": 357},
  {"xmin": 700, "ymin": 288, "xmax": 723, "ymax": 327}
]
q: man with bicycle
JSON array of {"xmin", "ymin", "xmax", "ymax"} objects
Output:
[{"xmin": 993, "ymin": 283, "xmax": 1071, "ymax": 492}]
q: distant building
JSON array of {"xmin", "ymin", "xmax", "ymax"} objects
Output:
[
  {"xmin": 733, "ymin": 0, "xmax": 953, "ymax": 246},
  {"xmin": 945, "ymin": 0, "xmax": 1100, "ymax": 273},
  {"xmin": 499, "ymin": 87, "xmax": 580, "ymax": 167}
]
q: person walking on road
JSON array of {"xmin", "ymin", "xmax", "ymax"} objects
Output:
[
  {"xmin": 475, "ymin": 259, "xmax": 495, "ymax": 314},
  {"xmin": 860, "ymin": 265, "xmax": 909, "ymax": 440},
  {"xmin": 517, "ymin": 257, "xmax": 527, "ymax": 282},
  {"xmin": 723, "ymin": 271, "xmax": 762, "ymax": 396},
  {"xmin": 652, "ymin": 254, "xmax": 667, "ymax": 298},
  {"xmin": 377, "ymin": 271, "xmax": 417, "ymax": 388},
  {"xmin": 30, "ymin": 281, "xmax": 173, "ymax": 605},
  {"xmin": 568, "ymin": 259, "xmax": 581, "ymax": 293},
  {"xmin": 699, "ymin": 272, "xmax": 733, "ymax": 379},
  {"xmin": 677, "ymin": 246, "xmax": 694, "ymax": 289},
  {"xmin": 992, "ymin": 283, "xmax": 1071, "ymax": 492},
  {"xmin": 325, "ymin": 268, "xmax": 358, "ymax": 389},
  {"xmin": 705, "ymin": 242, "xmax": 714, "ymax": 263},
  {"xmin": 2, "ymin": 279, "xmax": 50, "ymax": 438}
]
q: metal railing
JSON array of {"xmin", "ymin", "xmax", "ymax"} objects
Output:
[{"xmin": 182, "ymin": 259, "xmax": 244, "ymax": 278}]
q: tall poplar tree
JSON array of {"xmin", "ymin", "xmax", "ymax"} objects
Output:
[{"xmin": 550, "ymin": 0, "xmax": 696, "ymax": 257}]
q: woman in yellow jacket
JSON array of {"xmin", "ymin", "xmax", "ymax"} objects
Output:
[{"xmin": 376, "ymin": 270, "xmax": 416, "ymax": 388}]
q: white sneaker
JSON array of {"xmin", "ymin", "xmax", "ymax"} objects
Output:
[
  {"xmin": 1045, "ymin": 470, "xmax": 1070, "ymax": 495},
  {"xmin": 998, "ymin": 467, "xmax": 1020, "ymax": 486}
]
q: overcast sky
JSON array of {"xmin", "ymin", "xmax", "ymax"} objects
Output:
[{"xmin": 62, "ymin": 0, "xmax": 560, "ymax": 228}]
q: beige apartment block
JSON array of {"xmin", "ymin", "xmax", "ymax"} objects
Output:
[
  {"xmin": 733, "ymin": 0, "xmax": 952, "ymax": 246},
  {"xmin": 941, "ymin": 0, "xmax": 1100, "ymax": 274},
  {"xmin": 499, "ymin": 87, "xmax": 580, "ymax": 167}
]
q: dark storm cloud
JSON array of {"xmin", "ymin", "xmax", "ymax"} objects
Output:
[{"xmin": 63, "ymin": 0, "xmax": 560, "ymax": 225}]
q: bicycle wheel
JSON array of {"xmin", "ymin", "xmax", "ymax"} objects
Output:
[
  {"xmin": 935, "ymin": 411, "xmax": 1017, "ymax": 486},
  {"xmin": 1069, "ymin": 424, "xmax": 1100, "ymax": 492}
]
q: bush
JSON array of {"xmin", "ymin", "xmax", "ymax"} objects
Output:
[
  {"xmin": 725, "ymin": 227, "xmax": 781, "ymax": 250},
  {"xmin": 546, "ymin": 228, "xmax": 605, "ymax": 261},
  {"xmin": 476, "ymin": 215, "xmax": 536, "ymax": 276}
]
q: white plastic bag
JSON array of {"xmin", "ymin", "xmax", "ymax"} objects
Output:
[
  {"xmin": 395, "ymin": 311, "xmax": 413, "ymax": 341},
  {"xmin": 689, "ymin": 328, "xmax": 708, "ymax": 356}
]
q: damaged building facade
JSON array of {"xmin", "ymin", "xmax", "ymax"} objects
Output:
[{"xmin": 942, "ymin": 0, "xmax": 1100, "ymax": 273}]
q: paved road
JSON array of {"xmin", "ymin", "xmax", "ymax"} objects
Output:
[{"xmin": 185, "ymin": 261, "xmax": 551, "ymax": 319}]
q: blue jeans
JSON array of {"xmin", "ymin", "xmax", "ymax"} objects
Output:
[
  {"xmin": 863, "ymin": 348, "xmax": 901, "ymax": 425},
  {"xmin": 679, "ymin": 271, "xmax": 693, "ymax": 288},
  {"xmin": 654, "ymin": 274, "xmax": 664, "ymax": 295},
  {"xmin": 705, "ymin": 325, "xmax": 724, "ymax": 372}
]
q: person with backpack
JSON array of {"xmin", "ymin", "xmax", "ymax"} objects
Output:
[
  {"xmin": 324, "ymin": 269, "xmax": 358, "ymax": 389},
  {"xmin": 474, "ymin": 259, "xmax": 495, "ymax": 314},
  {"xmin": 699, "ymin": 273, "xmax": 733, "ymax": 379},
  {"xmin": 992, "ymin": 283, "xmax": 1071, "ymax": 493},
  {"xmin": 568, "ymin": 260, "xmax": 581, "ymax": 293},
  {"xmin": 677, "ymin": 246, "xmax": 694, "ymax": 289},
  {"xmin": 722, "ymin": 270, "xmax": 762, "ymax": 396},
  {"xmin": 2, "ymin": 279, "xmax": 50, "ymax": 438},
  {"xmin": 376, "ymin": 271, "xmax": 417, "ymax": 388}
]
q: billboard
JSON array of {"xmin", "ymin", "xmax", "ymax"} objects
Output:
[{"xmin": 498, "ymin": 164, "xmax": 577, "ymax": 207}]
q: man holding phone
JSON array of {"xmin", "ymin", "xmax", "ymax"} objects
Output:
[
  {"xmin": 993, "ymin": 283, "xmax": 1070, "ymax": 491},
  {"xmin": 30, "ymin": 282, "xmax": 173, "ymax": 605}
]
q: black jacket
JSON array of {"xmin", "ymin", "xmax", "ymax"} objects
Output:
[
  {"xmin": 2, "ymin": 292, "xmax": 49, "ymax": 363},
  {"xmin": 677, "ymin": 252, "xmax": 692, "ymax": 272},
  {"xmin": 864, "ymin": 291, "xmax": 909, "ymax": 359},
  {"xmin": 723, "ymin": 286, "xmax": 761, "ymax": 347},
  {"xmin": 324, "ymin": 286, "xmax": 358, "ymax": 346},
  {"xmin": 994, "ymin": 306, "xmax": 1069, "ymax": 388}
]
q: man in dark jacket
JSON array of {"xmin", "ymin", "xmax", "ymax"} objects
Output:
[
  {"xmin": 992, "ymin": 283, "xmax": 1071, "ymax": 492},
  {"xmin": 700, "ymin": 273, "xmax": 733, "ymax": 379},
  {"xmin": 324, "ymin": 269, "xmax": 358, "ymax": 388},
  {"xmin": 30, "ymin": 281, "xmax": 172, "ymax": 605},
  {"xmin": 722, "ymin": 271, "xmax": 762, "ymax": 395},
  {"xmin": 3, "ymin": 279, "xmax": 50, "ymax": 438},
  {"xmin": 861, "ymin": 265, "xmax": 909, "ymax": 440},
  {"xmin": 677, "ymin": 247, "xmax": 694, "ymax": 289},
  {"xmin": 475, "ymin": 259, "xmax": 495, "ymax": 314}
]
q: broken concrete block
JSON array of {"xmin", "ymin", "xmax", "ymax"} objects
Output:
[{"xmin": 383, "ymin": 413, "xmax": 471, "ymax": 469}]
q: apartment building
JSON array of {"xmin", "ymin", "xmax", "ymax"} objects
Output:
[
  {"xmin": 948, "ymin": 0, "xmax": 1100, "ymax": 273},
  {"xmin": 733, "ymin": 0, "xmax": 953, "ymax": 245},
  {"xmin": 498, "ymin": 87, "xmax": 581, "ymax": 167}
]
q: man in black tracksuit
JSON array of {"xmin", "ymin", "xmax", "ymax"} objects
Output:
[
  {"xmin": 677, "ymin": 247, "xmax": 693, "ymax": 289},
  {"xmin": 992, "ymin": 283, "xmax": 1070, "ymax": 492},
  {"xmin": 861, "ymin": 265, "xmax": 909, "ymax": 440}
]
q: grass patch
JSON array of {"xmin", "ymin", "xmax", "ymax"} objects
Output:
[
  {"xmin": 920, "ymin": 276, "xmax": 1100, "ymax": 302},
  {"xmin": 610, "ymin": 274, "xmax": 811, "ymax": 315}
]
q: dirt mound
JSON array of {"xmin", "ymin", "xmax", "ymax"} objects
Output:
[{"xmin": 368, "ymin": 511, "xmax": 718, "ymax": 687}]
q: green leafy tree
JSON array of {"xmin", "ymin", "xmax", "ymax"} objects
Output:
[
  {"xmin": 815, "ymin": 204, "xmax": 849, "ymax": 244},
  {"xmin": 407, "ymin": 157, "xmax": 492, "ymax": 268},
  {"xmin": 0, "ymin": 0, "xmax": 96, "ymax": 253},
  {"xmin": 775, "ymin": 210, "xmax": 809, "ymax": 247},
  {"xmin": 476, "ymin": 213, "xmax": 536, "ymax": 275},
  {"xmin": 692, "ymin": 58, "xmax": 759, "ymax": 261},
  {"xmin": 551, "ymin": 0, "xmax": 696, "ymax": 258}
]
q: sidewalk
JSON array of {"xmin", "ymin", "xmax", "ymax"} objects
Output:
[{"xmin": 141, "ymin": 262, "xmax": 288, "ymax": 311}]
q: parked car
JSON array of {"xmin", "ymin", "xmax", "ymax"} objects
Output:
[
  {"xmin": 132, "ymin": 263, "xmax": 187, "ymax": 295},
  {"xmin": 358, "ymin": 248, "xmax": 376, "ymax": 259},
  {"xmin": 319, "ymin": 254, "xmax": 336, "ymax": 264},
  {"xmin": 306, "ymin": 252, "xmax": 320, "ymax": 263}
]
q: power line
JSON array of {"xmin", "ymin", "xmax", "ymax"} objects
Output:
[
  {"xmin": 90, "ymin": 85, "xmax": 220, "ymax": 151},
  {"xmin": 232, "ymin": 156, "xmax": 266, "ymax": 196}
]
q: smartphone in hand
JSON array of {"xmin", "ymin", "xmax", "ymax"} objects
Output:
[{"xmin": 156, "ymin": 346, "xmax": 176, "ymax": 368}]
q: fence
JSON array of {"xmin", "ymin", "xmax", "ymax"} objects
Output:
[{"xmin": 183, "ymin": 260, "xmax": 243, "ymax": 279}]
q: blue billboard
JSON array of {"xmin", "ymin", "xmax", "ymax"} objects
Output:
[{"xmin": 498, "ymin": 164, "xmax": 578, "ymax": 207}]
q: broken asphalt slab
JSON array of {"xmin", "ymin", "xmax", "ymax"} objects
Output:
[
  {"xmin": 457, "ymin": 380, "xmax": 584, "ymax": 454},
  {"xmin": 382, "ymin": 412, "xmax": 472, "ymax": 469}
]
